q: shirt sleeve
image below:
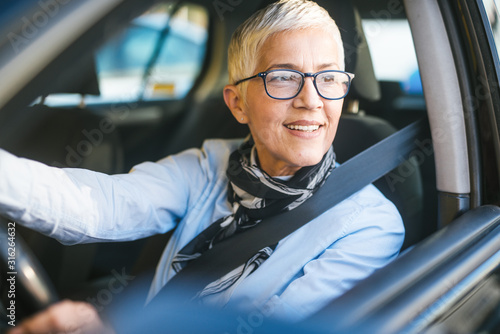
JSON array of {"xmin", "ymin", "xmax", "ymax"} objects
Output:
[
  {"xmin": 0, "ymin": 148, "xmax": 207, "ymax": 245},
  {"xmin": 264, "ymin": 189, "xmax": 405, "ymax": 322}
]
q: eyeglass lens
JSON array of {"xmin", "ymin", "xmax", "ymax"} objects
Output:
[{"xmin": 265, "ymin": 70, "xmax": 350, "ymax": 99}]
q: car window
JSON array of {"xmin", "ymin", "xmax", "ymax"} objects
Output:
[
  {"xmin": 362, "ymin": 18, "xmax": 423, "ymax": 96},
  {"xmin": 43, "ymin": 2, "xmax": 209, "ymax": 106},
  {"xmin": 485, "ymin": 0, "xmax": 500, "ymax": 55}
]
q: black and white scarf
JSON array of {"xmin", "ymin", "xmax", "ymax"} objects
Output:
[{"xmin": 171, "ymin": 136, "xmax": 335, "ymax": 299}]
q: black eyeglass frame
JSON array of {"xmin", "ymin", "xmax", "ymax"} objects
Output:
[{"xmin": 234, "ymin": 69, "xmax": 355, "ymax": 100}]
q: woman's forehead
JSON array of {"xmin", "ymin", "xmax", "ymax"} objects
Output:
[{"xmin": 256, "ymin": 29, "xmax": 340, "ymax": 71}]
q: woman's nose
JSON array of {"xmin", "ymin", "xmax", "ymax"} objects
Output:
[{"xmin": 293, "ymin": 77, "xmax": 323, "ymax": 110}]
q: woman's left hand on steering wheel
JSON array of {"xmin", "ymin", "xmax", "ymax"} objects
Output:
[{"xmin": 7, "ymin": 300, "xmax": 112, "ymax": 334}]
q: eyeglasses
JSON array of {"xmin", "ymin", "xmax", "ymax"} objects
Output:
[{"xmin": 234, "ymin": 69, "xmax": 355, "ymax": 100}]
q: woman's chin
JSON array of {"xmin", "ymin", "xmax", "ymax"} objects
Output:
[{"xmin": 288, "ymin": 152, "xmax": 325, "ymax": 169}]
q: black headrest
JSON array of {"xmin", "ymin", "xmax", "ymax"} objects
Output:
[
  {"xmin": 316, "ymin": 0, "xmax": 381, "ymax": 101},
  {"xmin": 45, "ymin": 54, "xmax": 100, "ymax": 96}
]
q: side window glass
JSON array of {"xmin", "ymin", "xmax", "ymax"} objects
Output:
[
  {"xmin": 485, "ymin": 0, "xmax": 500, "ymax": 57},
  {"xmin": 362, "ymin": 18, "xmax": 422, "ymax": 96},
  {"xmin": 44, "ymin": 2, "xmax": 208, "ymax": 106}
]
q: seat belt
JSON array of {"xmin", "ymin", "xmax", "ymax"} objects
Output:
[{"xmin": 151, "ymin": 119, "xmax": 427, "ymax": 302}]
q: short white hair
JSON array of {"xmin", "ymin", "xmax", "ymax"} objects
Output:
[{"xmin": 228, "ymin": 0, "xmax": 344, "ymax": 93}]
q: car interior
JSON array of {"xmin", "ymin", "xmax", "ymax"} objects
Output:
[{"xmin": 0, "ymin": 0, "xmax": 446, "ymax": 323}]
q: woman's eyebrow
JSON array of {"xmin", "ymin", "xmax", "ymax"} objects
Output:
[
  {"xmin": 318, "ymin": 62, "xmax": 339, "ymax": 70},
  {"xmin": 266, "ymin": 62, "xmax": 340, "ymax": 71},
  {"xmin": 266, "ymin": 63, "xmax": 297, "ymax": 71}
]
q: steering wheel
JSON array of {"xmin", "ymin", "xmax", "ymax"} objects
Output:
[{"xmin": 0, "ymin": 216, "xmax": 58, "ymax": 326}]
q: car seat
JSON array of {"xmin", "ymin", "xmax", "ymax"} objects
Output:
[{"xmin": 1, "ymin": 57, "xmax": 125, "ymax": 294}]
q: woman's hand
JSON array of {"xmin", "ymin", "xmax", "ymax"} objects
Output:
[{"xmin": 7, "ymin": 300, "xmax": 114, "ymax": 334}]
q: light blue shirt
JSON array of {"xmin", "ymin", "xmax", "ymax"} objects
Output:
[{"xmin": 0, "ymin": 139, "xmax": 404, "ymax": 322}]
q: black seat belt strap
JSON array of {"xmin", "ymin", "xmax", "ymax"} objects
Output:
[{"xmin": 152, "ymin": 119, "xmax": 427, "ymax": 301}]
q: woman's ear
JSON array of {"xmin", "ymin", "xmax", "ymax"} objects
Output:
[{"xmin": 223, "ymin": 85, "xmax": 248, "ymax": 124}]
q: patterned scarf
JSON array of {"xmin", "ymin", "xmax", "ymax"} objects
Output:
[{"xmin": 171, "ymin": 136, "xmax": 335, "ymax": 299}]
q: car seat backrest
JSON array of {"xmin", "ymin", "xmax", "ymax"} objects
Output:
[
  {"xmin": 4, "ymin": 104, "xmax": 123, "ymax": 173},
  {"xmin": 3, "ymin": 53, "xmax": 123, "ymax": 173},
  {"xmin": 335, "ymin": 114, "xmax": 424, "ymax": 249}
]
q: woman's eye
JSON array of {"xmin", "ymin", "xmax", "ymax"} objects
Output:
[
  {"xmin": 270, "ymin": 75, "xmax": 290, "ymax": 82},
  {"xmin": 269, "ymin": 74, "xmax": 300, "ymax": 83},
  {"xmin": 320, "ymin": 75, "xmax": 336, "ymax": 83}
]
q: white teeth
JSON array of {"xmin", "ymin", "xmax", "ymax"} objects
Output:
[{"xmin": 286, "ymin": 124, "xmax": 320, "ymax": 132}]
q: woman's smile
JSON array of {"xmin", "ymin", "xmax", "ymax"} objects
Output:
[{"xmin": 284, "ymin": 121, "xmax": 324, "ymax": 139}]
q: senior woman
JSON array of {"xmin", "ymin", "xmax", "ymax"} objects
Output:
[{"xmin": 4, "ymin": 0, "xmax": 404, "ymax": 333}]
